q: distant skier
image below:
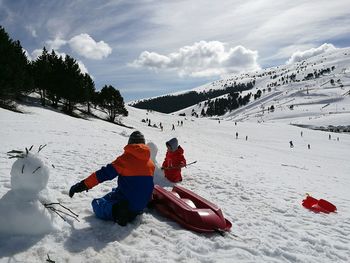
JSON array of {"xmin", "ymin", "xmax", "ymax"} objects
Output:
[
  {"xmin": 308, "ymin": 144, "xmax": 311, "ymax": 149},
  {"xmin": 161, "ymin": 138, "xmax": 186, "ymax": 183},
  {"xmin": 301, "ymin": 131, "xmax": 303, "ymax": 137},
  {"xmin": 236, "ymin": 132, "xmax": 238, "ymax": 139},
  {"xmin": 289, "ymin": 141, "xmax": 294, "ymax": 148},
  {"xmin": 245, "ymin": 135, "xmax": 248, "ymax": 141},
  {"xmin": 329, "ymin": 134, "xmax": 331, "ymax": 140},
  {"xmin": 68, "ymin": 131, "xmax": 155, "ymax": 226}
]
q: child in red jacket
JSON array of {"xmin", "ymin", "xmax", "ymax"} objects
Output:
[{"xmin": 161, "ymin": 138, "xmax": 186, "ymax": 183}]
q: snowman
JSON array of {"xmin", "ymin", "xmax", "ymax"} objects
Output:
[
  {"xmin": 0, "ymin": 146, "xmax": 56, "ymax": 235},
  {"xmin": 147, "ymin": 142, "xmax": 174, "ymax": 188}
]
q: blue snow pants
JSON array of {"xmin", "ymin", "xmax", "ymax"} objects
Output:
[{"xmin": 91, "ymin": 189, "xmax": 123, "ymax": 221}]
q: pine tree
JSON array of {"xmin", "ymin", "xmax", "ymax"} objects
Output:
[
  {"xmin": 47, "ymin": 50, "xmax": 65, "ymax": 107},
  {"xmin": 98, "ymin": 85, "xmax": 128, "ymax": 122},
  {"xmin": 0, "ymin": 26, "xmax": 31, "ymax": 106},
  {"xmin": 32, "ymin": 47, "xmax": 50, "ymax": 106},
  {"xmin": 82, "ymin": 73, "xmax": 95, "ymax": 114},
  {"xmin": 61, "ymin": 55, "xmax": 84, "ymax": 114}
]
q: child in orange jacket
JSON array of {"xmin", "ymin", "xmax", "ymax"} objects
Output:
[
  {"xmin": 69, "ymin": 131, "xmax": 155, "ymax": 226},
  {"xmin": 161, "ymin": 138, "xmax": 186, "ymax": 183}
]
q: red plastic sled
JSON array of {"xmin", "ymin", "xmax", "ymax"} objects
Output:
[
  {"xmin": 152, "ymin": 184, "xmax": 232, "ymax": 233},
  {"xmin": 302, "ymin": 195, "xmax": 337, "ymax": 213}
]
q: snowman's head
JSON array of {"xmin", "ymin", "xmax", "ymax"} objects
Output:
[
  {"xmin": 147, "ymin": 142, "xmax": 158, "ymax": 163},
  {"xmin": 10, "ymin": 152, "xmax": 49, "ymax": 193}
]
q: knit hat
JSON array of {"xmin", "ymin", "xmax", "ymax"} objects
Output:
[
  {"xmin": 128, "ymin": 131, "xmax": 145, "ymax": 144},
  {"xmin": 166, "ymin": 138, "xmax": 178, "ymax": 152}
]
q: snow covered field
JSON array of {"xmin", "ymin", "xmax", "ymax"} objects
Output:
[{"xmin": 0, "ymin": 102, "xmax": 349, "ymax": 262}]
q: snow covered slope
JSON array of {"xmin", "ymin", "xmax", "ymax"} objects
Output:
[
  {"xmin": 0, "ymin": 97, "xmax": 349, "ymax": 262},
  {"xmin": 169, "ymin": 47, "xmax": 350, "ymax": 124}
]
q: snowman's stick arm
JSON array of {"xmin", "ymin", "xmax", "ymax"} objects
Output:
[
  {"xmin": 51, "ymin": 208, "xmax": 80, "ymax": 222},
  {"xmin": 46, "ymin": 206, "xmax": 66, "ymax": 222},
  {"xmin": 45, "ymin": 202, "xmax": 79, "ymax": 217},
  {"xmin": 44, "ymin": 203, "xmax": 79, "ymax": 221}
]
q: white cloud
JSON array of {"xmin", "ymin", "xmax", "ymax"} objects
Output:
[
  {"xmin": 46, "ymin": 37, "xmax": 67, "ymax": 50},
  {"xmin": 286, "ymin": 43, "xmax": 337, "ymax": 64},
  {"xmin": 54, "ymin": 51, "xmax": 66, "ymax": 59},
  {"xmin": 77, "ymin": 60, "xmax": 89, "ymax": 75},
  {"xmin": 133, "ymin": 1, "xmax": 350, "ymax": 63},
  {"xmin": 131, "ymin": 41, "xmax": 260, "ymax": 77},
  {"xmin": 31, "ymin": 49, "xmax": 43, "ymax": 60},
  {"xmin": 23, "ymin": 48, "xmax": 32, "ymax": 61},
  {"xmin": 68, "ymin": 33, "xmax": 112, "ymax": 60},
  {"xmin": 25, "ymin": 25, "xmax": 37, "ymax": 38}
]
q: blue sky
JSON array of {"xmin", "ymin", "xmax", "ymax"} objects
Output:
[{"xmin": 1, "ymin": 0, "xmax": 350, "ymax": 102}]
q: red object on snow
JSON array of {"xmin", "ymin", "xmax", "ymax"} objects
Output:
[
  {"xmin": 152, "ymin": 185, "xmax": 232, "ymax": 233},
  {"xmin": 302, "ymin": 195, "xmax": 337, "ymax": 213}
]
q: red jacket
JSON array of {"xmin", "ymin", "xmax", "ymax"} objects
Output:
[{"xmin": 162, "ymin": 146, "xmax": 186, "ymax": 183}]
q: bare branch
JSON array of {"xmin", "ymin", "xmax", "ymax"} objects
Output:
[
  {"xmin": 46, "ymin": 254, "xmax": 55, "ymax": 263},
  {"xmin": 58, "ymin": 203, "xmax": 79, "ymax": 217},
  {"xmin": 45, "ymin": 202, "xmax": 79, "ymax": 218},
  {"xmin": 8, "ymin": 155, "xmax": 24, "ymax": 159},
  {"xmin": 7, "ymin": 149, "xmax": 25, "ymax": 159},
  {"xmin": 38, "ymin": 144, "xmax": 47, "ymax": 153},
  {"xmin": 50, "ymin": 208, "xmax": 80, "ymax": 222},
  {"xmin": 43, "ymin": 202, "xmax": 80, "ymax": 222},
  {"xmin": 47, "ymin": 206, "xmax": 66, "ymax": 221},
  {"xmin": 7, "ymin": 150, "xmax": 24, "ymax": 154}
]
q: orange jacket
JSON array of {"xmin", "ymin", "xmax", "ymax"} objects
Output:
[{"xmin": 84, "ymin": 144, "xmax": 155, "ymax": 212}]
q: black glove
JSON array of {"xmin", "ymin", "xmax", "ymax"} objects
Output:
[{"xmin": 69, "ymin": 181, "xmax": 88, "ymax": 198}]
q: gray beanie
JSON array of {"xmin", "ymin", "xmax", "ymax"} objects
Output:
[
  {"xmin": 166, "ymin": 138, "xmax": 178, "ymax": 152},
  {"xmin": 128, "ymin": 131, "xmax": 145, "ymax": 144}
]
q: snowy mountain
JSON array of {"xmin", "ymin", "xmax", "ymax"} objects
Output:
[
  {"xmin": 0, "ymin": 48, "xmax": 350, "ymax": 262},
  {"xmin": 132, "ymin": 47, "xmax": 350, "ymax": 129}
]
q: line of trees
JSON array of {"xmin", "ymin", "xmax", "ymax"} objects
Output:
[
  {"xmin": 132, "ymin": 81, "xmax": 255, "ymax": 113},
  {"xmin": 202, "ymin": 92, "xmax": 252, "ymax": 116},
  {"xmin": 0, "ymin": 26, "xmax": 32, "ymax": 109},
  {"xmin": 0, "ymin": 26, "xmax": 127, "ymax": 122}
]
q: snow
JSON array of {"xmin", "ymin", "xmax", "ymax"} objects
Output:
[
  {"xmin": 0, "ymin": 191, "xmax": 55, "ymax": 235},
  {"xmin": 1, "ymin": 101, "xmax": 350, "ymax": 262},
  {"xmin": 172, "ymin": 47, "xmax": 350, "ymax": 123},
  {"xmin": 0, "ymin": 151, "xmax": 61, "ymax": 237},
  {"xmin": 1, "ymin": 48, "xmax": 350, "ymax": 262},
  {"xmin": 10, "ymin": 152, "xmax": 49, "ymax": 194}
]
